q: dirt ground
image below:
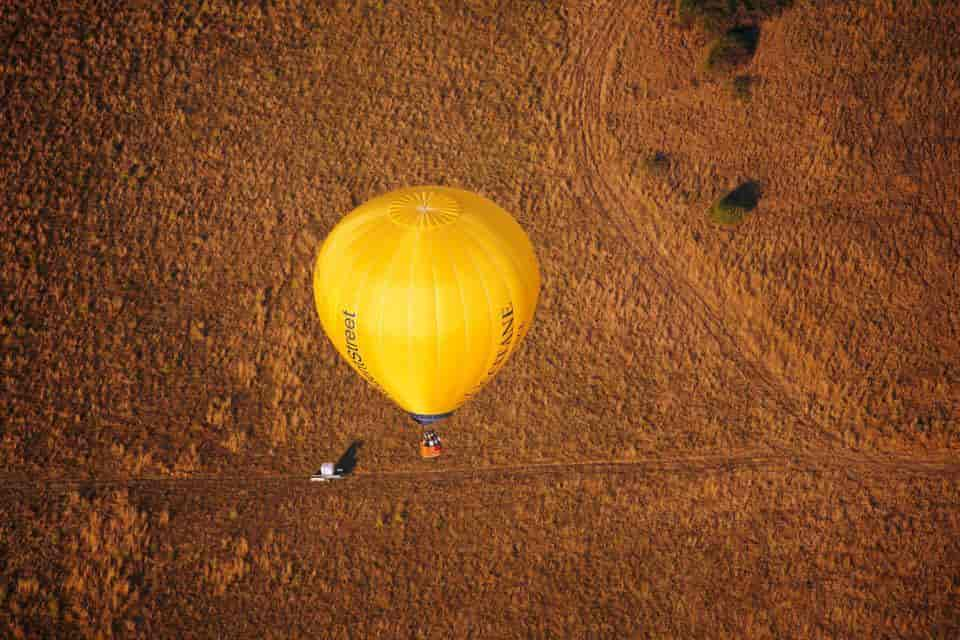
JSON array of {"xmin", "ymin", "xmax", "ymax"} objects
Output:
[{"xmin": 2, "ymin": 0, "xmax": 959, "ymax": 637}]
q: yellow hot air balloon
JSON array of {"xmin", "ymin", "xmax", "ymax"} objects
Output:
[{"xmin": 313, "ymin": 186, "xmax": 540, "ymax": 440}]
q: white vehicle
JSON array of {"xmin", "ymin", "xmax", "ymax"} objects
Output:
[{"xmin": 310, "ymin": 462, "xmax": 344, "ymax": 482}]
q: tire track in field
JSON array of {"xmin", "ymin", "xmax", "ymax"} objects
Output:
[
  {"xmin": 1, "ymin": 449, "xmax": 958, "ymax": 496},
  {"xmin": 553, "ymin": 1, "xmax": 834, "ymax": 450}
]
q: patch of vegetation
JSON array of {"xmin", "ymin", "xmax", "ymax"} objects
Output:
[
  {"xmin": 676, "ymin": 0, "xmax": 793, "ymax": 34},
  {"xmin": 703, "ymin": 26, "xmax": 759, "ymax": 75},
  {"xmin": 640, "ymin": 151, "xmax": 670, "ymax": 176},
  {"xmin": 731, "ymin": 74, "xmax": 754, "ymax": 101},
  {"xmin": 675, "ymin": 0, "xmax": 735, "ymax": 34},
  {"xmin": 707, "ymin": 181, "xmax": 761, "ymax": 225}
]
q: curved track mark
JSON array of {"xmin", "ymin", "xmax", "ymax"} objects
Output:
[{"xmin": 554, "ymin": 2, "xmax": 835, "ymax": 452}]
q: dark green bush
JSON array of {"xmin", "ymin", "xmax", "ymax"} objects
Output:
[
  {"xmin": 675, "ymin": 0, "xmax": 793, "ymax": 35},
  {"xmin": 707, "ymin": 181, "xmax": 761, "ymax": 225},
  {"xmin": 641, "ymin": 152, "xmax": 670, "ymax": 177},
  {"xmin": 731, "ymin": 74, "xmax": 754, "ymax": 101},
  {"xmin": 703, "ymin": 26, "xmax": 759, "ymax": 74}
]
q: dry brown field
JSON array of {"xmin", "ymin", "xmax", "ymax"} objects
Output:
[{"xmin": 2, "ymin": 0, "xmax": 959, "ymax": 637}]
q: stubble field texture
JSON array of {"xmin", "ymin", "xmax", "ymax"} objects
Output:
[{"xmin": 1, "ymin": 0, "xmax": 959, "ymax": 637}]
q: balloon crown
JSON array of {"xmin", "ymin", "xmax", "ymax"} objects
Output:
[{"xmin": 388, "ymin": 189, "xmax": 461, "ymax": 228}]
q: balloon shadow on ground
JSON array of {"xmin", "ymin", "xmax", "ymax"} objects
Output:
[{"xmin": 334, "ymin": 440, "xmax": 363, "ymax": 475}]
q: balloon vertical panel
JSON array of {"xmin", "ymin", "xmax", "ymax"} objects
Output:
[{"xmin": 314, "ymin": 216, "xmax": 400, "ymax": 404}]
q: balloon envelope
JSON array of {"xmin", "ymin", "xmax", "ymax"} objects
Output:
[{"xmin": 313, "ymin": 186, "xmax": 540, "ymax": 423}]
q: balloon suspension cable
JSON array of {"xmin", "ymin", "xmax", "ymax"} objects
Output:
[{"xmin": 409, "ymin": 411, "xmax": 454, "ymax": 427}]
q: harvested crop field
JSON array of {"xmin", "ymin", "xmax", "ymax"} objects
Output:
[{"xmin": 2, "ymin": 0, "xmax": 959, "ymax": 637}]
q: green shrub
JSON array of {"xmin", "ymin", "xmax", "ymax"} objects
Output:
[
  {"xmin": 707, "ymin": 181, "xmax": 760, "ymax": 225},
  {"xmin": 675, "ymin": 0, "xmax": 734, "ymax": 34},
  {"xmin": 731, "ymin": 74, "xmax": 754, "ymax": 101},
  {"xmin": 703, "ymin": 26, "xmax": 759, "ymax": 75},
  {"xmin": 641, "ymin": 152, "xmax": 670, "ymax": 177},
  {"xmin": 676, "ymin": 0, "xmax": 793, "ymax": 35}
]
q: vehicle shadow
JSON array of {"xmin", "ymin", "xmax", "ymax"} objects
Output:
[{"xmin": 334, "ymin": 440, "xmax": 363, "ymax": 475}]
